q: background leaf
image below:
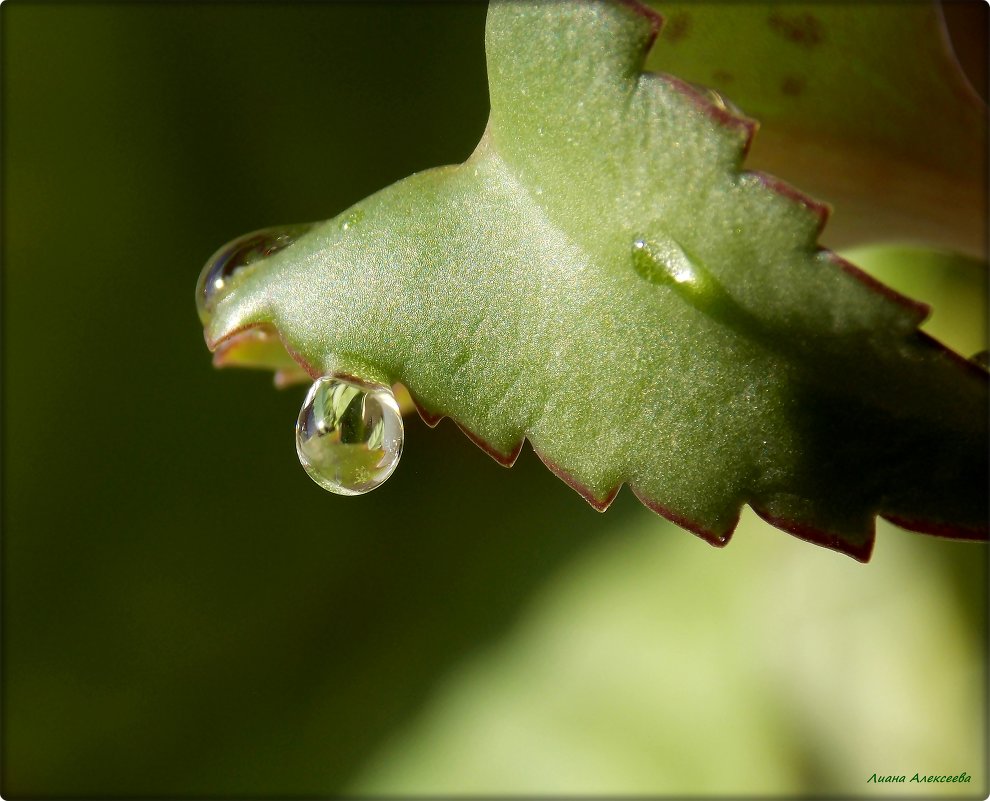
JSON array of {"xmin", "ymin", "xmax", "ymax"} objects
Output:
[
  {"xmin": 645, "ymin": 1, "xmax": 988, "ymax": 255},
  {"xmin": 351, "ymin": 512, "xmax": 986, "ymax": 796}
]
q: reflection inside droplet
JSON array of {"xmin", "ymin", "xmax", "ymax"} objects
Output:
[
  {"xmin": 295, "ymin": 376, "xmax": 404, "ymax": 495},
  {"xmin": 196, "ymin": 223, "xmax": 316, "ymax": 322}
]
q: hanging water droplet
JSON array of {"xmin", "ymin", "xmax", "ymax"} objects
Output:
[
  {"xmin": 295, "ymin": 376, "xmax": 404, "ymax": 495},
  {"xmin": 196, "ymin": 223, "xmax": 316, "ymax": 322}
]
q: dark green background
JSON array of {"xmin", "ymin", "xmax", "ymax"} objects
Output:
[{"xmin": 3, "ymin": 3, "xmax": 986, "ymax": 797}]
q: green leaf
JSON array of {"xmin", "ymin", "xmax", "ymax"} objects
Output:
[
  {"xmin": 644, "ymin": 2, "xmax": 987, "ymax": 255},
  {"xmin": 199, "ymin": 0, "xmax": 987, "ymax": 560}
]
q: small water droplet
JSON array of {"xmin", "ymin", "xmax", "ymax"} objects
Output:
[
  {"xmin": 688, "ymin": 81, "xmax": 744, "ymax": 116},
  {"xmin": 971, "ymin": 350, "xmax": 989, "ymax": 370},
  {"xmin": 295, "ymin": 376, "xmax": 404, "ymax": 495},
  {"xmin": 631, "ymin": 235, "xmax": 724, "ymax": 314},
  {"xmin": 339, "ymin": 208, "xmax": 365, "ymax": 232},
  {"xmin": 196, "ymin": 223, "xmax": 315, "ymax": 322},
  {"xmin": 632, "ymin": 237, "xmax": 700, "ymax": 286}
]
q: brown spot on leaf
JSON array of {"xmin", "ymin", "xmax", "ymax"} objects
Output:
[
  {"xmin": 781, "ymin": 75, "xmax": 805, "ymax": 96},
  {"xmin": 712, "ymin": 69, "xmax": 734, "ymax": 83},
  {"xmin": 768, "ymin": 12, "xmax": 824, "ymax": 47},
  {"xmin": 664, "ymin": 13, "xmax": 690, "ymax": 43}
]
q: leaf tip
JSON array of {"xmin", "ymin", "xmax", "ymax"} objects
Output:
[
  {"xmin": 411, "ymin": 396, "xmax": 445, "ymax": 428},
  {"xmin": 746, "ymin": 169, "xmax": 831, "ymax": 236},
  {"xmin": 532, "ymin": 444, "xmax": 621, "ymax": 511},
  {"xmin": 455, "ymin": 422, "xmax": 524, "ymax": 467},
  {"xmin": 751, "ymin": 505, "xmax": 875, "ymax": 562},
  {"xmin": 823, "ymin": 251, "xmax": 932, "ymax": 324},
  {"xmin": 662, "ymin": 73, "xmax": 758, "ymax": 152},
  {"xmin": 882, "ymin": 513, "xmax": 988, "ymax": 544},
  {"xmin": 617, "ymin": 0, "xmax": 663, "ymax": 51},
  {"xmin": 630, "ymin": 486, "xmax": 737, "ymax": 548}
]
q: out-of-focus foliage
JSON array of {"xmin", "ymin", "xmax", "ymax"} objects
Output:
[
  {"xmin": 2, "ymin": 3, "xmax": 986, "ymax": 798},
  {"xmin": 352, "ymin": 514, "xmax": 985, "ymax": 796},
  {"xmin": 646, "ymin": 2, "xmax": 987, "ymax": 256}
]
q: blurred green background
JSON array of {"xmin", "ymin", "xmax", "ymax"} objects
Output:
[{"xmin": 2, "ymin": 3, "xmax": 986, "ymax": 797}]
